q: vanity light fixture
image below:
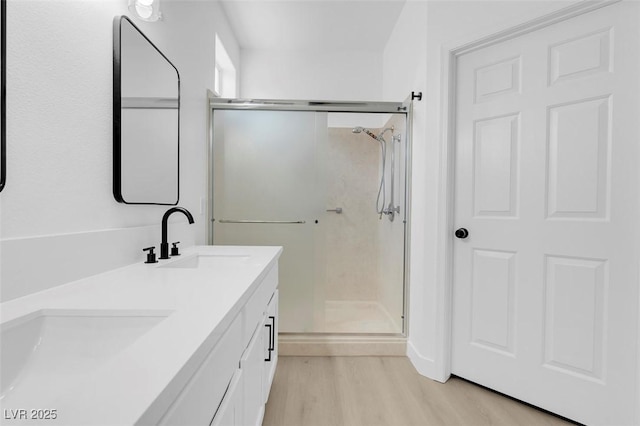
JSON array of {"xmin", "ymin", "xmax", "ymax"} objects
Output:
[{"xmin": 128, "ymin": 0, "xmax": 162, "ymax": 22}]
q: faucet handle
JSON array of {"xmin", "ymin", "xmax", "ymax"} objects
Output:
[
  {"xmin": 171, "ymin": 242, "xmax": 181, "ymax": 256},
  {"xmin": 143, "ymin": 246, "xmax": 158, "ymax": 264}
]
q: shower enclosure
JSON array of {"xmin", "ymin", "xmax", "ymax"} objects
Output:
[{"xmin": 209, "ymin": 100, "xmax": 410, "ymax": 336}]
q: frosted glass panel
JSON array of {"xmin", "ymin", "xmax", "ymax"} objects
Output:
[
  {"xmin": 212, "ymin": 109, "xmax": 406, "ymax": 335},
  {"xmin": 213, "ymin": 110, "xmax": 325, "ymax": 332},
  {"xmin": 376, "ymin": 113, "xmax": 406, "ymax": 334}
]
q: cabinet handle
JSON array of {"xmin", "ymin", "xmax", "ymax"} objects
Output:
[
  {"xmin": 264, "ymin": 323, "xmax": 273, "ymax": 362},
  {"xmin": 268, "ymin": 316, "xmax": 275, "ymax": 351}
]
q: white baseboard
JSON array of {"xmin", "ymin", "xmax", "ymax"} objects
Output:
[{"xmin": 279, "ymin": 334, "xmax": 406, "ymax": 356}]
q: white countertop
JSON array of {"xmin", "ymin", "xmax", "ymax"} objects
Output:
[{"xmin": 0, "ymin": 245, "xmax": 282, "ymax": 425}]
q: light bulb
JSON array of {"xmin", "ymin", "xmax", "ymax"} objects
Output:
[
  {"xmin": 128, "ymin": 0, "xmax": 162, "ymax": 22},
  {"xmin": 135, "ymin": 3, "xmax": 152, "ymax": 19}
]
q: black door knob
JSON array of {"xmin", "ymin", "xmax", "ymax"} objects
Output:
[{"xmin": 455, "ymin": 228, "xmax": 469, "ymax": 239}]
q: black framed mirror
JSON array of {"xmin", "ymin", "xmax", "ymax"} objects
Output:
[
  {"xmin": 1, "ymin": 0, "xmax": 6, "ymax": 193},
  {"xmin": 113, "ymin": 15, "xmax": 180, "ymax": 205}
]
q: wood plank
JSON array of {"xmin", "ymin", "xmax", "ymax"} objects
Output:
[{"xmin": 264, "ymin": 357, "xmax": 573, "ymax": 426}]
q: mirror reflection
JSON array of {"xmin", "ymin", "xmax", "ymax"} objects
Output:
[{"xmin": 113, "ymin": 15, "xmax": 179, "ymax": 205}]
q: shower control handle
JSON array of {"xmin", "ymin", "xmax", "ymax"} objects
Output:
[
  {"xmin": 326, "ymin": 207, "xmax": 343, "ymax": 214},
  {"xmin": 455, "ymin": 228, "xmax": 469, "ymax": 239}
]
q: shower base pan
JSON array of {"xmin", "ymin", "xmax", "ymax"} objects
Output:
[{"xmin": 278, "ymin": 334, "xmax": 406, "ymax": 357}]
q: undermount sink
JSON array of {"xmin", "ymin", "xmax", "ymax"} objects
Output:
[
  {"xmin": 0, "ymin": 309, "xmax": 171, "ymax": 404},
  {"xmin": 160, "ymin": 253, "xmax": 253, "ymax": 269}
]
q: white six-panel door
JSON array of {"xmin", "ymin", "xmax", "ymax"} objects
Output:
[{"xmin": 452, "ymin": 2, "xmax": 639, "ymax": 424}]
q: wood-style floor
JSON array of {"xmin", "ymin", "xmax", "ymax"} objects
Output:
[{"xmin": 263, "ymin": 357, "xmax": 573, "ymax": 426}]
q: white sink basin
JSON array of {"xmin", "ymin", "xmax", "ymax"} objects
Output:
[
  {"xmin": 0, "ymin": 309, "xmax": 170, "ymax": 405},
  {"xmin": 161, "ymin": 254, "xmax": 253, "ymax": 269}
]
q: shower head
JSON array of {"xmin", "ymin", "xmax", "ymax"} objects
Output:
[{"xmin": 352, "ymin": 126, "xmax": 380, "ymax": 141}]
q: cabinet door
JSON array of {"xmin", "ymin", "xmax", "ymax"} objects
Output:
[
  {"xmin": 210, "ymin": 369, "xmax": 243, "ymax": 426},
  {"xmin": 241, "ymin": 320, "xmax": 265, "ymax": 426},
  {"xmin": 263, "ymin": 290, "xmax": 278, "ymax": 403},
  {"xmin": 159, "ymin": 314, "xmax": 242, "ymax": 426}
]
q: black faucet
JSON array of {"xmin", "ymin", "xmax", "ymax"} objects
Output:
[{"xmin": 160, "ymin": 207, "xmax": 195, "ymax": 259}]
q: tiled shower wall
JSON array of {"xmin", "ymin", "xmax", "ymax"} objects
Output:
[
  {"xmin": 325, "ymin": 122, "xmax": 406, "ymax": 332},
  {"xmin": 325, "ymin": 128, "xmax": 382, "ymax": 302}
]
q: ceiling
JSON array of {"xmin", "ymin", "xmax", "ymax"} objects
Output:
[{"xmin": 219, "ymin": 0, "xmax": 407, "ymax": 51}]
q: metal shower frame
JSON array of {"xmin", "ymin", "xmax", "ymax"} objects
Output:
[{"xmin": 207, "ymin": 96, "xmax": 414, "ymax": 336}]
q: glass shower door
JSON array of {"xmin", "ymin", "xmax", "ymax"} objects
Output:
[
  {"xmin": 212, "ymin": 110, "xmax": 327, "ymax": 333},
  {"xmin": 212, "ymin": 108, "xmax": 406, "ymax": 335}
]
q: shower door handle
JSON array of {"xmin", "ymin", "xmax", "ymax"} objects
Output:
[{"xmin": 326, "ymin": 207, "xmax": 343, "ymax": 214}]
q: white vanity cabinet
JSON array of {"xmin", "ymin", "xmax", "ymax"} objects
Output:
[
  {"xmin": 263, "ymin": 290, "xmax": 278, "ymax": 403},
  {"xmin": 158, "ymin": 314, "xmax": 244, "ymax": 426},
  {"xmin": 235, "ymin": 289, "xmax": 278, "ymax": 425},
  {"xmin": 158, "ymin": 263, "xmax": 279, "ymax": 426},
  {"xmin": 239, "ymin": 315, "xmax": 266, "ymax": 426},
  {"xmin": 221, "ymin": 269, "xmax": 279, "ymax": 426},
  {"xmin": 210, "ymin": 369, "xmax": 243, "ymax": 426}
]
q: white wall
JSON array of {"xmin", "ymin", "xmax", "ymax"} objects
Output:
[
  {"xmin": 381, "ymin": 0, "xmax": 431, "ymax": 376},
  {"xmin": 240, "ymin": 49, "xmax": 383, "ymax": 101},
  {"xmin": 382, "ymin": 0, "xmax": 580, "ymax": 381},
  {"xmin": 0, "ymin": 0, "xmax": 240, "ymax": 301}
]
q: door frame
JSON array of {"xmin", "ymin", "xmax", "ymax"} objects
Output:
[{"xmin": 435, "ymin": 0, "xmax": 636, "ymax": 403}]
